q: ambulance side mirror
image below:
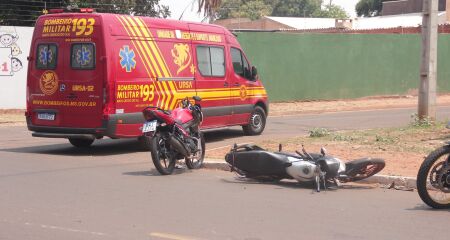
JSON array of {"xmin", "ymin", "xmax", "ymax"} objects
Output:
[{"xmin": 251, "ymin": 66, "xmax": 258, "ymax": 80}]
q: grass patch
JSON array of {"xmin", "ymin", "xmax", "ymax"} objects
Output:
[{"xmin": 309, "ymin": 128, "xmax": 330, "ymax": 137}]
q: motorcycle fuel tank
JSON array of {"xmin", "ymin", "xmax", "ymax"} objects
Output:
[
  {"xmin": 172, "ymin": 108, "xmax": 194, "ymax": 124},
  {"xmin": 285, "ymin": 157, "xmax": 318, "ymax": 181}
]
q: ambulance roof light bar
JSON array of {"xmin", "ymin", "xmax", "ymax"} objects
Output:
[{"xmin": 47, "ymin": 8, "xmax": 95, "ymax": 14}]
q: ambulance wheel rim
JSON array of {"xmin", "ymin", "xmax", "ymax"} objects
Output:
[{"xmin": 251, "ymin": 112, "xmax": 263, "ymax": 130}]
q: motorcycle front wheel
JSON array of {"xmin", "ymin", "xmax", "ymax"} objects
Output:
[
  {"xmin": 344, "ymin": 158, "xmax": 385, "ymax": 182},
  {"xmin": 150, "ymin": 134, "xmax": 176, "ymax": 175},
  {"xmin": 417, "ymin": 145, "xmax": 450, "ymax": 209},
  {"xmin": 185, "ymin": 132, "xmax": 205, "ymax": 169}
]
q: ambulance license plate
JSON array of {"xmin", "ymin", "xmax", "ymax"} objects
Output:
[
  {"xmin": 142, "ymin": 120, "xmax": 157, "ymax": 133},
  {"xmin": 37, "ymin": 113, "xmax": 55, "ymax": 121}
]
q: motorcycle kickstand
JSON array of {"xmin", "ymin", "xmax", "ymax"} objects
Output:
[{"xmin": 315, "ymin": 175, "xmax": 321, "ymax": 192}]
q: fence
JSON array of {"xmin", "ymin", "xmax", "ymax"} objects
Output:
[{"xmin": 236, "ymin": 32, "xmax": 450, "ymax": 102}]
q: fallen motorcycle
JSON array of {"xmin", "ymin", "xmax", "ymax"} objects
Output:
[
  {"xmin": 417, "ymin": 122, "xmax": 450, "ymax": 208},
  {"xmin": 142, "ymin": 96, "xmax": 205, "ymax": 175},
  {"xmin": 225, "ymin": 144, "xmax": 385, "ymax": 191}
]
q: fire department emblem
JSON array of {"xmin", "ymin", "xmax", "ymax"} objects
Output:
[
  {"xmin": 239, "ymin": 85, "xmax": 247, "ymax": 100},
  {"xmin": 171, "ymin": 43, "xmax": 191, "ymax": 75},
  {"xmin": 39, "ymin": 70, "xmax": 59, "ymax": 96}
]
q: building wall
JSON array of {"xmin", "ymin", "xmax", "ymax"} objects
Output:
[
  {"xmin": 213, "ymin": 17, "xmax": 292, "ymax": 30},
  {"xmin": 382, "ymin": 0, "xmax": 446, "ymax": 15},
  {"xmin": 237, "ymin": 32, "xmax": 450, "ymax": 101},
  {"xmin": 0, "ymin": 26, "xmax": 33, "ymax": 109}
]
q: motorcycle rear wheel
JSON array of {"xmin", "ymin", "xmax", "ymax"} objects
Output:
[
  {"xmin": 150, "ymin": 134, "xmax": 176, "ymax": 175},
  {"xmin": 185, "ymin": 132, "xmax": 205, "ymax": 169},
  {"xmin": 344, "ymin": 158, "xmax": 385, "ymax": 182},
  {"xmin": 417, "ymin": 145, "xmax": 450, "ymax": 209}
]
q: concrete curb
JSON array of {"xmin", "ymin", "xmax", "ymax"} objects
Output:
[{"xmin": 203, "ymin": 159, "xmax": 417, "ymax": 189}]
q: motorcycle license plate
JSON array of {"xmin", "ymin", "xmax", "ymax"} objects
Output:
[
  {"xmin": 37, "ymin": 113, "xmax": 55, "ymax": 121},
  {"xmin": 142, "ymin": 120, "xmax": 157, "ymax": 133}
]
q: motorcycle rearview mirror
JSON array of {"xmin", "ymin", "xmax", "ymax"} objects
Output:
[
  {"xmin": 302, "ymin": 144, "xmax": 313, "ymax": 160},
  {"xmin": 181, "ymin": 97, "xmax": 189, "ymax": 107},
  {"xmin": 193, "ymin": 95, "xmax": 202, "ymax": 102},
  {"xmin": 320, "ymin": 147, "xmax": 327, "ymax": 156},
  {"xmin": 278, "ymin": 144, "xmax": 282, "ymax": 152}
]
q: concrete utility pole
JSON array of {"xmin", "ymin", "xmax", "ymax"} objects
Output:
[{"xmin": 418, "ymin": 0, "xmax": 438, "ymax": 119}]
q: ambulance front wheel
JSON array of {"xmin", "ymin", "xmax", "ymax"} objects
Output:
[
  {"xmin": 69, "ymin": 138, "xmax": 94, "ymax": 148},
  {"xmin": 243, "ymin": 106, "xmax": 266, "ymax": 136}
]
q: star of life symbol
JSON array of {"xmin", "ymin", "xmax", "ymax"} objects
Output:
[
  {"xmin": 39, "ymin": 46, "xmax": 53, "ymax": 65},
  {"xmin": 119, "ymin": 45, "xmax": 136, "ymax": 72},
  {"xmin": 76, "ymin": 46, "xmax": 92, "ymax": 66}
]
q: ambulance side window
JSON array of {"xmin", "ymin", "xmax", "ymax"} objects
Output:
[
  {"xmin": 71, "ymin": 43, "xmax": 95, "ymax": 70},
  {"xmin": 231, "ymin": 47, "xmax": 251, "ymax": 80},
  {"xmin": 36, "ymin": 44, "xmax": 57, "ymax": 69},
  {"xmin": 196, "ymin": 46, "xmax": 225, "ymax": 77}
]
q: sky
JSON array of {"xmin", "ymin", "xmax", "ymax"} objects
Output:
[{"xmin": 159, "ymin": 0, "xmax": 360, "ymax": 22}]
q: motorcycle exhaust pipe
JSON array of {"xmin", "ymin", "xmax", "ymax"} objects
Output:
[{"xmin": 168, "ymin": 135, "xmax": 190, "ymax": 157}]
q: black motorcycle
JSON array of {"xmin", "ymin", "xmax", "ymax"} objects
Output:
[
  {"xmin": 225, "ymin": 144, "xmax": 385, "ymax": 191},
  {"xmin": 417, "ymin": 122, "xmax": 450, "ymax": 208}
]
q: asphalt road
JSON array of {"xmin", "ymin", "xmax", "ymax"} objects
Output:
[{"xmin": 1, "ymin": 106, "xmax": 450, "ymax": 239}]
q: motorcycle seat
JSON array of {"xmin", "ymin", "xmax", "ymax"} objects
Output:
[{"xmin": 226, "ymin": 150, "xmax": 291, "ymax": 175}]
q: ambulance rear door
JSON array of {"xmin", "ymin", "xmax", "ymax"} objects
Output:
[{"xmin": 28, "ymin": 14, "xmax": 105, "ymax": 129}]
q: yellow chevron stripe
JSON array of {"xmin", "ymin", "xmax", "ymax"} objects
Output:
[
  {"xmin": 119, "ymin": 16, "xmax": 157, "ymax": 77},
  {"xmin": 122, "ymin": 16, "xmax": 163, "ymax": 78},
  {"xmin": 134, "ymin": 17, "xmax": 171, "ymax": 77},
  {"xmin": 116, "ymin": 16, "xmax": 156, "ymax": 78},
  {"xmin": 161, "ymin": 81, "xmax": 172, "ymax": 110},
  {"xmin": 132, "ymin": 17, "xmax": 170, "ymax": 77},
  {"xmin": 156, "ymin": 81, "xmax": 165, "ymax": 108}
]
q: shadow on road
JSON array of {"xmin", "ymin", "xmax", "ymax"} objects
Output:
[
  {"xmin": 0, "ymin": 138, "xmax": 145, "ymax": 156},
  {"xmin": 220, "ymin": 177, "xmax": 377, "ymax": 192},
  {"xmin": 0, "ymin": 129, "xmax": 248, "ymax": 157},
  {"xmin": 406, "ymin": 204, "xmax": 450, "ymax": 212},
  {"xmin": 123, "ymin": 167, "xmax": 191, "ymax": 176}
]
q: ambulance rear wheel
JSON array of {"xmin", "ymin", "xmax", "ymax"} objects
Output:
[
  {"xmin": 69, "ymin": 138, "xmax": 94, "ymax": 148},
  {"xmin": 243, "ymin": 106, "xmax": 266, "ymax": 136}
]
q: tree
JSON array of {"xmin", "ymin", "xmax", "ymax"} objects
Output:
[
  {"xmin": 216, "ymin": 0, "xmax": 273, "ymax": 20},
  {"xmin": 271, "ymin": 0, "xmax": 322, "ymax": 18},
  {"xmin": 198, "ymin": 0, "xmax": 222, "ymax": 17},
  {"xmin": 355, "ymin": 0, "xmax": 383, "ymax": 17},
  {"xmin": 0, "ymin": 0, "xmax": 170, "ymax": 27},
  {"xmin": 0, "ymin": 0, "xmax": 63, "ymax": 26},
  {"xmin": 68, "ymin": 0, "xmax": 170, "ymax": 17},
  {"xmin": 313, "ymin": 4, "xmax": 348, "ymax": 18}
]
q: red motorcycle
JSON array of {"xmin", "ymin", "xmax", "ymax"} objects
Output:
[{"xmin": 142, "ymin": 96, "xmax": 205, "ymax": 175}]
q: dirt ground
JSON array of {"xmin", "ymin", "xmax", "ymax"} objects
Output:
[{"xmin": 2, "ymin": 94, "xmax": 450, "ymax": 177}]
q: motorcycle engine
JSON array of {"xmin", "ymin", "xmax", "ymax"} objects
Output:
[
  {"xmin": 184, "ymin": 137, "xmax": 197, "ymax": 153},
  {"xmin": 173, "ymin": 125, "xmax": 198, "ymax": 154}
]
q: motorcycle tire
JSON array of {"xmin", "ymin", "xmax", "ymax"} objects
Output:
[
  {"xmin": 150, "ymin": 134, "xmax": 176, "ymax": 175},
  {"xmin": 417, "ymin": 145, "xmax": 450, "ymax": 209},
  {"xmin": 185, "ymin": 132, "xmax": 205, "ymax": 169},
  {"xmin": 344, "ymin": 158, "xmax": 385, "ymax": 182}
]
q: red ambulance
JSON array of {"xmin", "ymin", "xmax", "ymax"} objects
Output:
[{"xmin": 26, "ymin": 9, "xmax": 268, "ymax": 147}]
